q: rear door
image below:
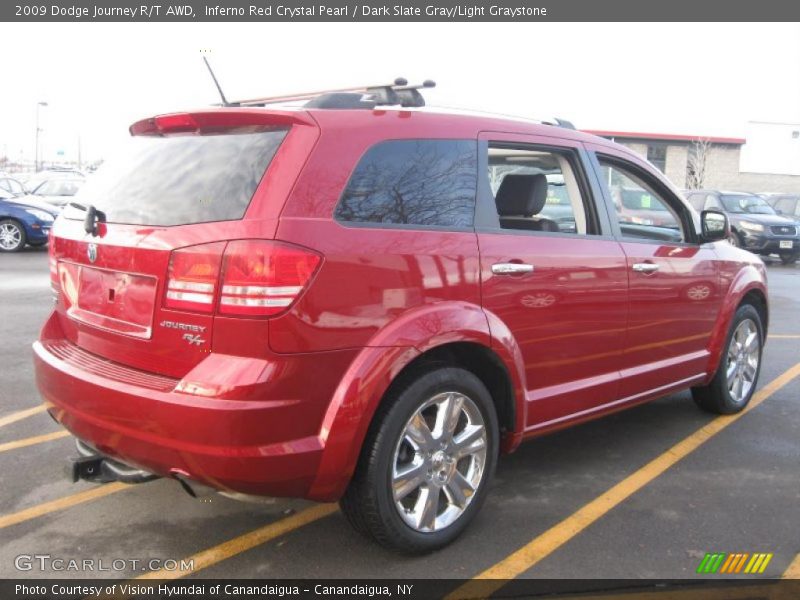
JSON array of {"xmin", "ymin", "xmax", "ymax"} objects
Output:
[
  {"xmin": 49, "ymin": 111, "xmax": 315, "ymax": 378},
  {"xmin": 476, "ymin": 132, "xmax": 629, "ymax": 431},
  {"xmin": 587, "ymin": 144, "xmax": 723, "ymax": 398}
]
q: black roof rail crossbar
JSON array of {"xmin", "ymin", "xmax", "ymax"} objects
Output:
[
  {"xmin": 554, "ymin": 118, "xmax": 576, "ymax": 130},
  {"xmin": 231, "ymin": 78, "xmax": 436, "ymax": 109}
]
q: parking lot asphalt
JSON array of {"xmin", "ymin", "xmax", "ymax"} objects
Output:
[{"xmin": 1, "ymin": 247, "xmax": 798, "ymax": 587}]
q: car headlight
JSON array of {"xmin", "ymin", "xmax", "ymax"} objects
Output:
[
  {"xmin": 738, "ymin": 221, "xmax": 764, "ymax": 233},
  {"xmin": 25, "ymin": 209, "xmax": 55, "ymax": 222}
]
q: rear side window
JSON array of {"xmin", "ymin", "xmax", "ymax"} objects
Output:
[
  {"xmin": 66, "ymin": 130, "xmax": 288, "ymax": 226},
  {"xmin": 335, "ymin": 139, "xmax": 477, "ymax": 228}
]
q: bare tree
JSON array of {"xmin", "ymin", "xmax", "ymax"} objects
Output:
[{"xmin": 686, "ymin": 138, "xmax": 711, "ymax": 189}]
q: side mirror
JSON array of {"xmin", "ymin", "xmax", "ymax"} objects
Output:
[
  {"xmin": 701, "ymin": 210, "xmax": 729, "ymax": 242},
  {"xmin": 774, "ymin": 208, "xmax": 783, "ymax": 215}
]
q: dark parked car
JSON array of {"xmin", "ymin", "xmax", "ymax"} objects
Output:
[
  {"xmin": 684, "ymin": 190, "xmax": 800, "ymax": 264},
  {"xmin": 0, "ymin": 189, "xmax": 59, "ymax": 251},
  {"xmin": 35, "ymin": 83, "xmax": 768, "ymax": 553}
]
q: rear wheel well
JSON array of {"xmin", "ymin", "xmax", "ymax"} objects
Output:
[
  {"xmin": 385, "ymin": 342, "xmax": 516, "ymax": 436},
  {"xmin": 740, "ymin": 289, "xmax": 768, "ymax": 338}
]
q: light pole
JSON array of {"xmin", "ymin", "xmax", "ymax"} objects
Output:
[{"xmin": 34, "ymin": 101, "xmax": 48, "ymax": 172}]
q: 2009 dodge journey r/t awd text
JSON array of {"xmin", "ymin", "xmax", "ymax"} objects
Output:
[{"xmin": 34, "ymin": 81, "xmax": 768, "ymax": 553}]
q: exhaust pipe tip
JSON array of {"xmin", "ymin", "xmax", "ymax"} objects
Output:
[{"xmin": 173, "ymin": 474, "xmax": 216, "ymax": 499}]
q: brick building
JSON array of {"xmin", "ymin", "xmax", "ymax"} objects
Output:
[{"xmin": 586, "ymin": 122, "xmax": 800, "ymax": 194}]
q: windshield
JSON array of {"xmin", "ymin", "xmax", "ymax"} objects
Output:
[
  {"xmin": 65, "ymin": 129, "xmax": 288, "ymax": 226},
  {"xmin": 720, "ymin": 194, "xmax": 776, "ymax": 215}
]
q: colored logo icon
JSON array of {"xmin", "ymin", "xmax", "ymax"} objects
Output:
[{"xmin": 697, "ymin": 552, "xmax": 773, "ymax": 574}]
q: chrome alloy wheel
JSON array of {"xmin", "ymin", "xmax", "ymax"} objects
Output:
[
  {"xmin": 726, "ymin": 318, "xmax": 760, "ymax": 404},
  {"xmin": 0, "ymin": 222, "xmax": 22, "ymax": 251},
  {"xmin": 391, "ymin": 391, "xmax": 487, "ymax": 533}
]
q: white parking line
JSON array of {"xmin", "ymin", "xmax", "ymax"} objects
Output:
[{"xmin": 0, "ymin": 274, "xmax": 50, "ymax": 291}]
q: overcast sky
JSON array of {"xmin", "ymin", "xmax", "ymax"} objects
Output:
[{"xmin": 1, "ymin": 22, "xmax": 799, "ymax": 163}]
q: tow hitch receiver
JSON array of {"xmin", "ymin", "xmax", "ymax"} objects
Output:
[
  {"xmin": 66, "ymin": 438, "xmax": 159, "ymax": 484},
  {"xmin": 67, "ymin": 455, "xmax": 113, "ymax": 483}
]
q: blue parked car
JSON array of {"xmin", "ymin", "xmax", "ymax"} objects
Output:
[{"xmin": 0, "ymin": 189, "xmax": 59, "ymax": 252}]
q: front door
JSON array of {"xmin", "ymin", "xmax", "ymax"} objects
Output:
[{"xmin": 588, "ymin": 145, "xmax": 723, "ymax": 398}]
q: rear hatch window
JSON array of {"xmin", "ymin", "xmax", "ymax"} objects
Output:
[{"xmin": 65, "ymin": 129, "xmax": 287, "ymax": 226}]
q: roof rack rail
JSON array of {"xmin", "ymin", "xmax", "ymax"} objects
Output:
[{"xmin": 230, "ymin": 77, "xmax": 436, "ymax": 109}]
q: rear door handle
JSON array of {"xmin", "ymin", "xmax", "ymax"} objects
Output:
[
  {"xmin": 632, "ymin": 262, "xmax": 659, "ymax": 273},
  {"xmin": 492, "ymin": 262, "xmax": 535, "ymax": 275}
]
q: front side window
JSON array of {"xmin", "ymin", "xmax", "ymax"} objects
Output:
[
  {"xmin": 599, "ymin": 158, "xmax": 686, "ymax": 243},
  {"xmin": 775, "ymin": 197, "xmax": 799, "ymax": 217},
  {"xmin": 704, "ymin": 195, "xmax": 722, "ymax": 210},
  {"xmin": 486, "ymin": 145, "xmax": 593, "ymax": 235},
  {"xmin": 335, "ymin": 140, "xmax": 477, "ymax": 228}
]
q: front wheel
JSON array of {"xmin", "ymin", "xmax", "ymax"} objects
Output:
[
  {"xmin": 728, "ymin": 231, "xmax": 742, "ymax": 248},
  {"xmin": 340, "ymin": 366, "xmax": 499, "ymax": 553},
  {"xmin": 779, "ymin": 251, "xmax": 799, "ymax": 265},
  {"xmin": 0, "ymin": 219, "xmax": 26, "ymax": 252},
  {"xmin": 692, "ymin": 304, "xmax": 763, "ymax": 414}
]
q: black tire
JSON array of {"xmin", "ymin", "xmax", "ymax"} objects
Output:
[
  {"xmin": 0, "ymin": 219, "xmax": 26, "ymax": 252},
  {"xmin": 340, "ymin": 366, "xmax": 499, "ymax": 554},
  {"xmin": 779, "ymin": 251, "xmax": 799, "ymax": 266},
  {"xmin": 692, "ymin": 304, "xmax": 763, "ymax": 414},
  {"xmin": 728, "ymin": 231, "xmax": 742, "ymax": 248}
]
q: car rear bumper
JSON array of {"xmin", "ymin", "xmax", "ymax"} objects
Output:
[{"xmin": 33, "ymin": 313, "xmax": 358, "ymax": 499}]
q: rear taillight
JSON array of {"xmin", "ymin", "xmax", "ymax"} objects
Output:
[
  {"xmin": 163, "ymin": 240, "xmax": 321, "ymax": 317},
  {"xmin": 219, "ymin": 240, "xmax": 321, "ymax": 316},
  {"xmin": 164, "ymin": 243, "xmax": 225, "ymax": 313}
]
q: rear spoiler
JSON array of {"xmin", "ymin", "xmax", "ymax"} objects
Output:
[{"xmin": 129, "ymin": 109, "xmax": 315, "ymax": 136}]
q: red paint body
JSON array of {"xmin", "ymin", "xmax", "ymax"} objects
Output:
[{"xmin": 33, "ymin": 107, "xmax": 768, "ymax": 501}]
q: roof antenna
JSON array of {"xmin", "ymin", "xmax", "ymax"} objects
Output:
[{"xmin": 201, "ymin": 53, "xmax": 232, "ymax": 107}]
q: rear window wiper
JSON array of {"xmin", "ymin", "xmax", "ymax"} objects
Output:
[{"xmin": 69, "ymin": 202, "xmax": 106, "ymax": 236}]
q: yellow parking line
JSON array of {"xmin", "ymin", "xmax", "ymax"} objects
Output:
[
  {"xmin": 137, "ymin": 503, "xmax": 338, "ymax": 579},
  {"xmin": 448, "ymin": 362, "xmax": 800, "ymax": 599},
  {"xmin": 0, "ymin": 482, "xmax": 128, "ymax": 529},
  {"xmin": 0, "ymin": 405, "xmax": 46, "ymax": 429},
  {"xmin": 0, "ymin": 430, "xmax": 70, "ymax": 453},
  {"xmin": 784, "ymin": 553, "xmax": 800, "ymax": 579}
]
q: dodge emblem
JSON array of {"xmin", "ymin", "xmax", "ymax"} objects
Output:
[{"xmin": 87, "ymin": 243, "xmax": 98, "ymax": 263}]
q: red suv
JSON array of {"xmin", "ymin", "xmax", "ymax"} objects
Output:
[{"xmin": 34, "ymin": 82, "xmax": 768, "ymax": 553}]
